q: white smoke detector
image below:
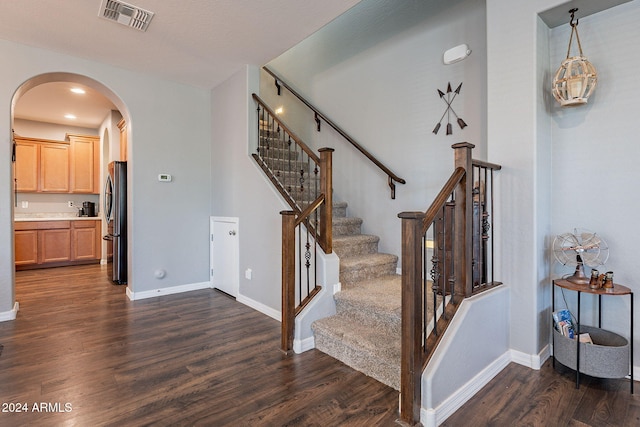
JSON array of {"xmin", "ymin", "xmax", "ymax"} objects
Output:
[{"xmin": 99, "ymin": 0, "xmax": 154, "ymax": 32}]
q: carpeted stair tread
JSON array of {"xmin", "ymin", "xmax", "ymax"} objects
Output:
[
  {"xmin": 337, "ymin": 274, "xmax": 401, "ymax": 310},
  {"xmin": 333, "ymin": 234, "xmax": 379, "ymax": 257},
  {"xmin": 339, "ymin": 253, "xmax": 398, "ymax": 285},
  {"xmin": 312, "ymin": 315, "xmax": 401, "ymax": 390},
  {"xmin": 334, "ymin": 275, "xmax": 401, "ymax": 333}
]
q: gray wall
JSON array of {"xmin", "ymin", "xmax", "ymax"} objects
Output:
[
  {"xmin": 488, "ymin": 0, "xmax": 640, "ymax": 367},
  {"xmin": 264, "ymin": 0, "xmax": 487, "ymax": 265},
  {"xmin": 0, "ymin": 38, "xmax": 211, "ymax": 315},
  {"xmin": 211, "ymin": 66, "xmax": 288, "ymax": 313},
  {"xmin": 548, "ymin": 3, "xmax": 640, "ymax": 357}
]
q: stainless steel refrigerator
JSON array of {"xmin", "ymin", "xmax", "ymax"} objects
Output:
[{"xmin": 104, "ymin": 161, "xmax": 127, "ymax": 284}]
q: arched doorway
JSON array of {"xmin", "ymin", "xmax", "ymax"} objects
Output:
[{"xmin": 11, "ymin": 72, "xmax": 131, "ymax": 302}]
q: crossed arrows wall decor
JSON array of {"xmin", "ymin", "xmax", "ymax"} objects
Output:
[{"xmin": 433, "ymin": 82, "xmax": 467, "ymax": 135}]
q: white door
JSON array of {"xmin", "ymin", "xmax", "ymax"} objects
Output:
[{"xmin": 210, "ymin": 217, "xmax": 239, "ymax": 297}]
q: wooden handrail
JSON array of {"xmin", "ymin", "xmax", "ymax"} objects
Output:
[
  {"xmin": 295, "ymin": 194, "xmax": 325, "ymax": 227},
  {"xmin": 253, "ymin": 93, "xmax": 320, "ymax": 164},
  {"xmin": 263, "ymin": 66, "xmax": 406, "ymax": 199},
  {"xmin": 422, "ymin": 167, "xmax": 466, "ymax": 233},
  {"xmin": 472, "ymin": 158, "xmax": 502, "ymax": 170},
  {"xmin": 399, "ymin": 143, "xmax": 502, "ymax": 425}
]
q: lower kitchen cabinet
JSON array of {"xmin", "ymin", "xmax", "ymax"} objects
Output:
[
  {"xmin": 15, "ymin": 220, "xmax": 101, "ymax": 269},
  {"xmin": 72, "ymin": 220, "xmax": 100, "ymax": 260},
  {"xmin": 40, "ymin": 227, "xmax": 71, "ymax": 263},
  {"xmin": 14, "ymin": 230, "xmax": 38, "ymax": 265}
]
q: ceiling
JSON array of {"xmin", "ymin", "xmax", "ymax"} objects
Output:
[
  {"xmin": 5, "ymin": 0, "xmax": 361, "ymax": 128},
  {"xmin": 538, "ymin": 0, "xmax": 632, "ymax": 27}
]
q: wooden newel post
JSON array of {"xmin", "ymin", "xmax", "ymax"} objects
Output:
[
  {"xmin": 452, "ymin": 142, "xmax": 474, "ymax": 297},
  {"xmin": 319, "ymin": 147, "xmax": 334, "ymax": 254},
  {"xmin": 398, "ymin": 211, "xmax": 426, "ymax": 425},
  {"xmin": 281, "ymin": 210, "xmax": 296, "ymax": 354}
]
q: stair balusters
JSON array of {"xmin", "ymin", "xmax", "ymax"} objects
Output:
[{"xmin": 253, "ymin": 93, "xmax": 333, "ymax": 354}]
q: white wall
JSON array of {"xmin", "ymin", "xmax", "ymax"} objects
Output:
[
  {"xmin": 487, "ymin": 0, "xmax": 640, "ymax": 366},
  {"xmin": 0, "ymin": 38, "xmax": 211, "ymax": 315},
  {"xmin": 548, "ymin": 2, "xmax": 640, "ymax": 361},
  {"xmin": 264, "ymin": 0, "xmax": 487, "ymax": 265},
  {"xmin": 211, "ymin": 65, "xmax": 288, "ymax": 312},
  {"xmin": 14, "ymin": 118, "xmax": 99, "ymax": 140}
]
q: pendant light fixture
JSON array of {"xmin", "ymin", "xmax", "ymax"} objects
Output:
[{"xmin": 552, "ymin": 8, "xmax": 597, "ymax": 107}]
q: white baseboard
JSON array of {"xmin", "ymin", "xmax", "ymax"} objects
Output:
[
  {"xmin": 510, "ymin": 344, "xmax": 550, "ymax": 370},
  {"xmin": 236, "ymin": 293, "xmax": 281, "ymax": 322},
  {"xmin": 294, "ymin": 336, "xmax": 315, "ymax": 354},
  {"xmin": 423, "ymin": 351, "xmax": 512, "ymax": 427},
  {"xmin": 126, "ymin": 281, "xmax": 211, "ymax": 301},
  {"xmin": 0, "ymin": 302, "xmax": 19, "ymax": 322}
]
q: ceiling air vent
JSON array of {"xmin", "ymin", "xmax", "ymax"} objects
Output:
[{"xmin": 99, "ymin": 0, "xmax": 154, "ymax": 32}]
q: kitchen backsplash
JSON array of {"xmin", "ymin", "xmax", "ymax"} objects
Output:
[{"xmin": 15, "ymin": 193, "xmax": 100, "ymax": 216}]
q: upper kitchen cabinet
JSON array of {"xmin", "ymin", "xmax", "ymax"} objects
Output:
[
  {"xmin": 117, "ymin": 119, "xmax": 127, "ymax": 161},
  {"xmin": 14, "ymin": 136, "xmax": 69, "ymax": 193},
  {"xmin": 40, "ymin": 142, "xmax": 70, "ymax": 192},
  {"xmin": 67, "ymin": 134, "xmax": 100, "ymax": 194},
  {"xmin": 14, "ymin": 138, "xmax": 39, "ymax": 192},
  {"xmin": 14, "ymin": 134, "xmax": 99, "ymax": 194}
]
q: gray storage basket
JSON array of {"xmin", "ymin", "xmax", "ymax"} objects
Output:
[{"xmin": 554, "ymin": 325, "xmax": 629, "ymax": 379}]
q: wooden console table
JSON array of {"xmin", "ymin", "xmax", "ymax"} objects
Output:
[{"xmin": 552, "ymin": 278, "xmax": 634, "ymax": 393}]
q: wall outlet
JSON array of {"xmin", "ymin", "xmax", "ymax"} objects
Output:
[
  {"xmin": 245, "ymin": 268, "xmax": 252, "ymax": 280},
  {"xmin": 68, "ymin": 201, "xmax": 74, "ymax": 207},
  {"xmin": 21, "ymin": 201, "xmax": 28, "ymax": 208}
]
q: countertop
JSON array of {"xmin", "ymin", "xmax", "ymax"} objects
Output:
[{"xmin": 15, "ymin": 214, "xmax": 101, "ymax": 222}]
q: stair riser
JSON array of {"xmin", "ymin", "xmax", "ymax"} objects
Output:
[
  {"xmin": 313, "ymin": 329, "xmax": 400, "ymax": 390},
  {"xmin": 258, "ymin": 147, "xmax": 300, "ymax": 160},
  {"xmin": 340, "ymin": 261, "xmax": 397, "ymax": 285},
  {"xmin": 262, "ymin": 158, "xmax": 312, "ymax": 172},
  {"xmin": 282, "ymin": 187, "xmax": 322, "ymax": 201},
  {"xmin": 333, "ymin": 205, "xmax": 347, "ymax": 218},
  {"xmin": 277, "ymin": 176, "xmax": 320, "ymax": 189},
  {"xmin": 334, "ymin": 300, "xmax": 400, "ymax": 335},
  {"xmin": 333, "ymin": 240, "xmax": 379, "ymax": 257},
  {"xmin": 258, "ymin": 130, "xmax": 280, "ymax": 139},
  {"xmin": 259, "ymin": 137, "xmax": 306, "ymax": 150},
  {"xmin": 332, "ymin": 221, "xmax": 362, "ymax": 236}
]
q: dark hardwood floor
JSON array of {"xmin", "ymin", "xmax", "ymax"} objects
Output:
[
  {"xmin": 3, "ymin": 264, "xmax": 640, "ymax": 426},
  {"xmin": 0, "ymin": 264, "xmax": 399, "ymax": 426},
  {"xmin": 443, "ymin": 358, "xmax": 640, "ymax": 426}
]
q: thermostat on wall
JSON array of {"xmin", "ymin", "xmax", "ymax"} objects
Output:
[{"xmin": 158, "ymin": 173, "xmax": 172, "ymax": 182}]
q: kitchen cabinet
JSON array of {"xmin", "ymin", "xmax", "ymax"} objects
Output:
[
  {"xmin": 40, "ymin": 226, "xmax": 71, "ymax": 263},
  {"xmin": 14, "ymin": 135, "xmax": 99, "ymax": 194},
  {"xmin": 15, "ymin": 219, "xmax": 101, "ymax": 269},
  {"xmin": 72, "ymin": 220, "xmax": 101, "ymax": 260},
  {"xmin": 14, "ymin": 229, "xmax": 38, "ymax": 265},
  {"xmin": 14, "ymin": 137, "xmax": 70, "ymax": 193},
  {"xmin": 14, "ymin": 140, "xmax": 39, "ymax": 192},
  {"xmin": 67, "ymin": 134, "xmax": 100, "ymax": 194},
  {"xmin": 118, "ymin": 119, "xmax": 128, "ymax": 161},
  {"xmin": 40, "ymin": 143, "xmax": 70, "ymax": 192}
]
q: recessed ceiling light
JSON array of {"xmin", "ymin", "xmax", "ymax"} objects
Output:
[
  {"xmin": 70, "ymin": 88, "xmax": 86, "ymax": 94},
  {"xmin": 65, "ymin": 114, "xmax": 77, "ymax": 120}
]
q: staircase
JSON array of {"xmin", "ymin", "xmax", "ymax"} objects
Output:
[
  {"xmin": 312, "ymin": 202, "xmax": 404, "ymax": 390},
  {"xmin": 253, "ymin": 96, "xmax": 419, "ymax": 391}
]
